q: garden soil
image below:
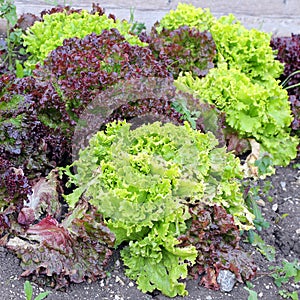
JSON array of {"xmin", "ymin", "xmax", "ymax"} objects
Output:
[{"xmin": 0, "ymin": 159, "xmax": 299, "ymax": 300}]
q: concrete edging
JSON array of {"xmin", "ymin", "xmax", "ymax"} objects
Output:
[{"xmin": 1, "ymin": 1, "xmax": 299, "ymax": 37}]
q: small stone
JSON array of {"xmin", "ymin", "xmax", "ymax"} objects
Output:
[
  {"xmin": 256, "ymin": 199, "xmax": 266, "ymax": 207},
  {"xmin": 115, "ymin": 276, "xmax": 124, "ymax": 286},
  {"xmin": 292, "ymin": 283, "xmax": 300, "ymax": 289},
  {"xmin": 259, "ymin": 292, "xmax": 263, "ymax": 297},
  {"xmin": 206, "ymin": 296, "xmax": 213, "ymax": 300},
  {"xmin": 280, "ymin": 181, "xmax": 286, "ymax": 191},
  {"xmin": 128, "ymin": 282, "xmax": 134, "ymax": 287},
  {"xmin": 296, "ymin": 228, "xmax": 300, "ymax": 235},
  {"xmin": 217, "ymin": 270, "xmax": 236, "ymax": 292},
  {"xmin": 272, "ymin": 204, "xmax": 278, "ymax": 212}
]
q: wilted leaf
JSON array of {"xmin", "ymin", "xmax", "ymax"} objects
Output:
[{"xmin": 7, "ymin": 200, "xmax": 115, "ymax": 289}]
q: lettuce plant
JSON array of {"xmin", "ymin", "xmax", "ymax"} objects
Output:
[
  {"xmin": 178, "ymin": 204, "xmax": 257, "ymax": 290},
  {"xmin": 34, "ymin": 29, "xmax": 171, "ymax": 119},
  {"xmin": 140, "ymin": 25, "xmax": 216, "ymax": 78},
  {"xmin": 35, "ymin": 29, "xmax": 224, "ymax": 146},
  {"xmin": 271, "ymin": 34, "xmax": 300, "ymax": 134},
  {"xmin": 156, "ymin": 3, "xmax": 283, "ymax": 83},
  {"xmin": 0, "ymin": 161, "xmax": 115, "ymax": 289},
  {"xmin": 0, "ymin": 74, "xmax": 70, "ymax": 178},
  {"xmin": 175, "ymin": 66, "xmax": 298, "ymax": 166},
  {"xmin": 0, "ymin": 5, "xmax": 88, "ymax": 76},
  {"xmin": 208, "ymin": 14, "xmax": 283, "ymax": 82},
  {"xmin": 152, "ymin": 3, "xmax": 299, "ymax": 166},
  {"xmin": 156, "ymin": 3, "xmax": 215, "ymax": 32},
  {"xmin": 62, "ymin": 121, "xmax": 254, "ymax": 296},
  {"xmin": 6, "ymin": 199, "xmax": 115, "ymax": 289},
  {"xmin": 0, "ymin": 29, "xmax": 171, "ymax": 179},
  {"xmin": 22, "ymin": 7, "xmax": 145, "ymax": 70}
]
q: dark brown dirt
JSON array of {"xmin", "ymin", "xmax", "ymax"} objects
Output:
[{"xmin": 0, "ymin": 159, "xmax": 299, "ymax": 300}]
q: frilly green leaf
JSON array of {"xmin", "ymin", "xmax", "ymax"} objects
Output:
[
  {"xmin": 62, "ymin": 121, "xmax": 254, "ymax": 296},
  {"xmin": 175, "ymin": 68, "xmax": 298, "ymax": 166}
]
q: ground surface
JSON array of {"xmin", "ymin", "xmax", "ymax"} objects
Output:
[{"xmin": 0, "ymin": 159, "xmax": 299, "ymax": 300}]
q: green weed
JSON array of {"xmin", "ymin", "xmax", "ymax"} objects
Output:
[{"xmin": 24, "ymin": 281, "xmax": 51, "ymax": 300}]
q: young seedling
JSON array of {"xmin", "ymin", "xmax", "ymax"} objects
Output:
[
  {"xmin": 242, "ymin": 179, "xmax": 277, "ymax": 262},
  {"xmin": 0, "ymin": 0, "xmax": 26, "ymax": 75},
  {"xmin": 171, "ymin": 97, "xmax": 200, "ymax": 129},
  {"xmin": 269, "ymin": 260, "xmax": 300, "ymax": 288},
  {"xmin": 24, "ymin": 281, "xmax": 51, "ymax": 300},
  {"xmin": 129, "ymin": 7, "xmax": 146, "ymax": 35},
  {"xmin": 278, "ymin": 290, "xmax": 299, "ymax": 300},
  {"xmin": 244, "ymin": 281, "xmax": 258, "ymax": 300},
  {"xmin": 281, "ymin": 70, "xmax": 300, "ymax": 90},
  {"xmin": 268, "ymin": 260, "xmax": 300, "ymax": 300},
  {"xmin": 0, "ymin": 0, "xmax": 17, "ymax": 69}
]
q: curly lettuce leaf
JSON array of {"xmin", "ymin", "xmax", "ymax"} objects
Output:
[
  {"xmin": 64, "ymin": 121, "xmax": 254, "ymax": 234},
  {"xmin": 121, "ymin": 219, "xmax": 197, "ymax": 297},
  {"xmin": 156, "ymin": 3, "xmax": 215, "ymax": 32},
  {"xmin": 209, "ymin": 14, "xmax": 283, "ymax": 81}
]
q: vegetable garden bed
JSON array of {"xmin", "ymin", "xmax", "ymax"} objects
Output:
[{"xmin": 0, "ymin": 2, "xmax": 299, "ymax": 300}]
